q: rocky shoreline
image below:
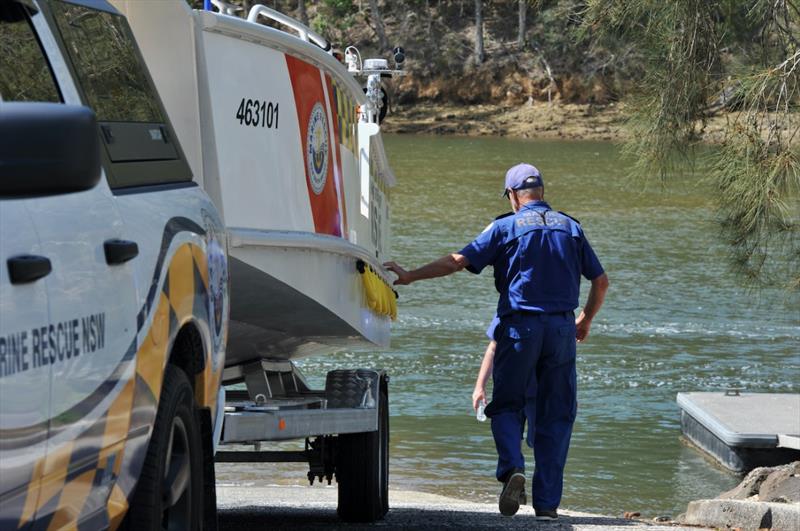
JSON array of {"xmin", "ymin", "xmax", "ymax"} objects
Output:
[{"xmin": 678, "ymin": 461, "xmax": 800, "ymax": 529}]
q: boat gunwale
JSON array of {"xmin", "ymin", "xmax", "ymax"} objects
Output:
[
  {"xmin": 228, "ymin": 227, "xmax": 395, "ymax": 285},
  {"xmin": 196, "ymin": 10, "xmax": 365, "ymax": 108}
]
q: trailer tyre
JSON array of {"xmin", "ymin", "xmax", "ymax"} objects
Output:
[
  {"xmin": 126, "ymin": 365, "xmax": 205, "ymax": 531},
  {"xmin": 336, "ymin": 378, "xmax": 389, "ymax": 522}
]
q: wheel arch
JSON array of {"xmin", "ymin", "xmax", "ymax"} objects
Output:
[
  {"xmin": 167, "ymin": 320, "xmax": 217, "ymax": 412},
  {"xmin": 169, "ymin": 321, "xmax": 206, "ymax": 383}
]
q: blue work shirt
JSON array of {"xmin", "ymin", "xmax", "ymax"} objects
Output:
[{"xmin": 459, "ymin": 201, "xmax": 604, "ymax": 317}]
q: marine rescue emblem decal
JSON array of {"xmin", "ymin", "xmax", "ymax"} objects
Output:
[
  {"xmin": 202, "ymin": 210, "xmax": 227, "ymax": 355},
  {"xmin": 306, "ymin": 102, "xmax": 329, "ymax": 195}
]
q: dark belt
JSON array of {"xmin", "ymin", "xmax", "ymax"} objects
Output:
[{"xmin": 502, "ymin": 310, "xmax": 574, "ymax": 324}]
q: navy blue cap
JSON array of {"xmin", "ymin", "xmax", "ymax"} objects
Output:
[{"xmin": 502, "ymin": 163, "xmax": 543, "ymax": 197}]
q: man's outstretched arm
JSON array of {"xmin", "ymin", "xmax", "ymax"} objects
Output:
[
  {"xmin": 384, "ymin": 253, "xmax": 470, "ymax": 285},
  {"xmin": 576, "ymin": 273, "xmax": 609, "ymax": 342}
]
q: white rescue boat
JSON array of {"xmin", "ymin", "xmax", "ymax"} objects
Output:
[{"xmin": 112, "ymin": 1, "xmax": 401, "ymax": 369}]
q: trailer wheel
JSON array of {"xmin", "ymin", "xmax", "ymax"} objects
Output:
[
  {"xmin": 126, "ymin": 365, "xmax": 205, "ymax": 530},
  {"xmin": 336, "ymin": 378, "xmax": 389, "ymax": 522}
]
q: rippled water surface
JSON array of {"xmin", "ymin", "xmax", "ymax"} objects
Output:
[{"xmin": 221, "ymin": 135, "xmax": 799, "ymax": 518}]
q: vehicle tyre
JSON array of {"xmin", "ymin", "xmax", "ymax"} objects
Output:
[
  {"xmin": 198, "ymin": 407, "xmax": 219, "ymax": 531},
  {"xmin": 336, "ymin": 377, "xmax": 389, "ymax": 522},
  {"xmin": 379, "ymin": 379, "xmax": 389, "ymax": 516},
  {"xmin": 126, "ymin": 364, "xmax": 205, "ymax": 531}
]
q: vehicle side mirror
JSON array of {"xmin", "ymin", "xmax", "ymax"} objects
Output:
[{"xmin": 0, "ymin": 102, "xmax": 101, "ymax": 196}]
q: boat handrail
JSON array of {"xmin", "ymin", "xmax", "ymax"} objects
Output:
[
  {"xmin": 208, "ymin": 0, "xmax": 242, "ymax": 16},
  {"xmin": 246, "ymin": 4, "xmax": 331, "ymax": 53}
]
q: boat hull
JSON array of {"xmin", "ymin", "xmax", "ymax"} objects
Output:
[{"xmin": 225, "ymin": 228, "xmax": 391, "ymax": 368}]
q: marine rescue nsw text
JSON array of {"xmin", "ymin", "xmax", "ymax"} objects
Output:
[{"xmin": 0, "ymin": 313, "xmax": 106, "ymax": 378}]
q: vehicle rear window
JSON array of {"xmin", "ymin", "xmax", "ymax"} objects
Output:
[
  {"xmin": 0, "ymin": 2, "xmax": 60, "ymax": 103},
  {"xmin": 50, "ymin": 0, "xmax": 163, "ymax": 123}
]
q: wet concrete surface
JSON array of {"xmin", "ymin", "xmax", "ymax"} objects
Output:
[{"xmin": 217, "ymin": 486, "xmax": 700, "ymax": 530}]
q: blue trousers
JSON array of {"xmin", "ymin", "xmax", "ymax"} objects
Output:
[{"xmin": 486, "ymin": 312, "xmax": 577, "ymax": 511}]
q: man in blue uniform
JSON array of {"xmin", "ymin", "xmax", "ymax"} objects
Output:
[{"xmin": 384, "ymin": 163, "xmax": 609, "ymax": 519}]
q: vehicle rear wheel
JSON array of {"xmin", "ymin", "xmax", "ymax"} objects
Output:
[
  {"xmin": 336, "ymin": 378, "xmax": 389, "ymax": 522},
  {"xmin": 126, "ymin": 365, "xmax": 204, "ymax": 531}
]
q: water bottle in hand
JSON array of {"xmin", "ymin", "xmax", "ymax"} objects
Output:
[{"xmin": 476, "ymin": 400, "xmax": 487, "ymax": 422}]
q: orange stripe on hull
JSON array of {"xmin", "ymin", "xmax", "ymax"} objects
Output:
[{"xmin": 285, "ymin": 54, "xmax": 342, "ymax": 237}]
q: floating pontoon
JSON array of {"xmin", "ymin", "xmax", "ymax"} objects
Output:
[{"xmin": 677, "ymin": 391, "xmax": 800, "ymax": 473}]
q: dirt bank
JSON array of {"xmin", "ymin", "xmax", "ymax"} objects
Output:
[{"xmin": 382, "ymin": 101, "xmax": 743, "ymax": 143}]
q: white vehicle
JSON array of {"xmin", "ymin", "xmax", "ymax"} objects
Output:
[
  {"xmin": 0, "ymin": 0, "xmax": 228, "ymax": 529},
  {"xmin": 1, "ymin": 0, "xmax": 400, "ymax": 528}
]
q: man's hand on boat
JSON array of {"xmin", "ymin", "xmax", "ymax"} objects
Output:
[
  {"xmin": 382, "ymin": 261, "xmax": 411, "ymax": 285},
  {"xmin": 383, "ymin": 254, "xmax": 470, "ymax": 285}
]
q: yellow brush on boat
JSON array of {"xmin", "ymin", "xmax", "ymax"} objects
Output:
[{"xmin": 359, "ymin": 262, "xmax": 397, "ymax": 320}]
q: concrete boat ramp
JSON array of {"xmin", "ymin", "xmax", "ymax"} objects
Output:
[{"xmin": 217, "ymin": 486, "xmax": 697, "ymax": 530}]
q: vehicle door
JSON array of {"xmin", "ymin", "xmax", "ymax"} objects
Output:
[
  {"xmin": 17, "ymin": 0, "xmax": 140, "ymax": 525},
  {"xmin": 0, "ymin": 204, "xmax": 50, "ymax": 531},
  {"xmin": 0, "ymin": 2, "xmax": 61, "ymax": 528}
]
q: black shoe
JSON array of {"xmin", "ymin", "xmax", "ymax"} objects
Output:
[
  {"xmin": 519, "ymin": 488, "xmax": 527, "ymax": 507},
  {"xmin": 499, "ymin": 471, "xmax": 526, "ymax": 516},
  {"xmin": 534, "ymin": 508, "xmax": 558, "ymax": 521}
]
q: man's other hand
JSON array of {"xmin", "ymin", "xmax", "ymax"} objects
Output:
[
  {"xmin": 576, "ymin": 272, "xmax": 608, "ymax": 342},
  {"xmin": 472, "ymin": 386, "xmax": 486, "ymax": 411},
  {"xmin": 575, "ymin": 311, "xmax": 591, "ymax": 342},
  {"xmin": 383, "ymin": 261, "xmax": 412, "ymax": 285}
]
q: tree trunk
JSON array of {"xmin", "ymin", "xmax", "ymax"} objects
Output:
[
  {"xmin": 426, "ymin": 0, "xmax": 437, "ymax": 53},
  {"xmin": 474, "ymin": 0, "xmax": 484, "ymax": 64},
  {"xmin": 518, "ymin": 0, "xmax": 526, "ymax": 50},
  {"xmin": 297, "ymin": 0, "xmax": 308, "ymax": 25},
  {"xmin": 539, "ymin": 53, "xmax": 555, "ymax": 105},
  {"xmin": 367, "ymin": 0, "xmax": 390, "ymax": 52}
]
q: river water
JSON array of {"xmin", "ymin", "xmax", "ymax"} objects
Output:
[{"xmin": 222, "ymin": 135, "xmax": 799, "ymax": 518}]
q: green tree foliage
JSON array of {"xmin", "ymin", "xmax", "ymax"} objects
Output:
[
  {"xmin": 310, "ymin": 0, "xmax": 359, "ymax": 42},
  {"xmin": 584, "ymin": 0, "xmax": 799, "ymax": 290}
]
